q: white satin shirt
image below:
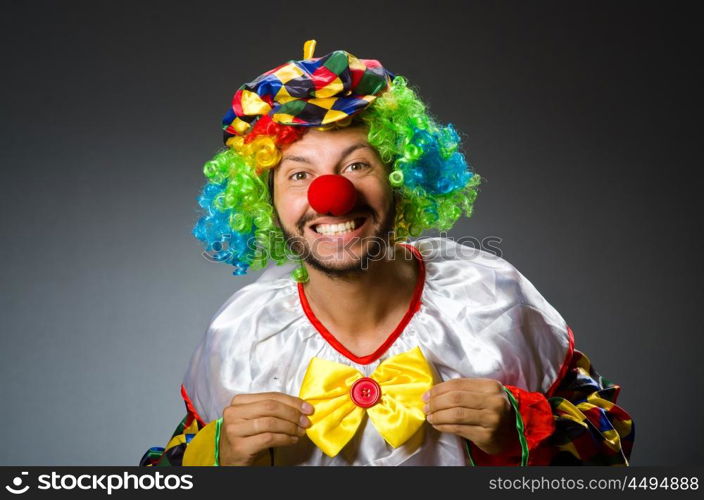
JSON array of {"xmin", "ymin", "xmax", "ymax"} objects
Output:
[{"xmin": 183, "ymin": 237, "xmax": 571, "ymax": 465}]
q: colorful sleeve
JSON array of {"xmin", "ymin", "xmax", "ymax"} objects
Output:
[
  {"xmin": 139, "ymin": 386, "xmax": 221, "ymax": 466},
  {"xmin": 467, "ymin": 347, "xmax": 635, "ymax": 466}
]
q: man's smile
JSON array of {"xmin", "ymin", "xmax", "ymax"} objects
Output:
[{"xmin": 306, "ymin": 216, "xmax": 370, "ymax": 244}]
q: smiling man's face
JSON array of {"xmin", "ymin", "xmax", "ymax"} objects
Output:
[{"xmin": 271, "ymin": 126, "xmax": 396, "ymax": 277}]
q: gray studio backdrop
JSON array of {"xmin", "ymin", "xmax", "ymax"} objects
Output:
[{"xmin": 1, "ymin": 1, "xmax": 701, "ymax": 465}]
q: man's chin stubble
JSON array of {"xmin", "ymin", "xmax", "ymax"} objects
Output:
[{"xmin": 281, "ymin": 231, "xmax": 387, "ymax": 279}]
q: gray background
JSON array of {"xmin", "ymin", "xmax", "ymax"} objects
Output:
[{"xmin": 1, "ymin": 0, "xmax": 701, "ymax": 465}]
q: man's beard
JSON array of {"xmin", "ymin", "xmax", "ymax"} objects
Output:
[{"xmin": 278, "ymin": 198, "xmax": 397, "ymax": 280}]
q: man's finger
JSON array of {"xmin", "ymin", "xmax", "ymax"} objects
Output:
[
  {"xmin": 426, "ymin": 406, "xmax": 488, "ymax": 427},
  {"xmin": 233, "ymin": 433, "xmax": 301, "ymax": 459},
  {"xmin": 226, "ymin": 399, "xmax": 309, "ymax": 427},
  {"xmin": 430, "ymin": 423, "xmax": 488, "ymax": 443},
  {"xmin": 230, "ymin": 392, "xmax": 313, "ymax": 414},
  {"xmin": 227, "ymin": 417, "xmax": 306, "ymax": 438},
  {"xmin": 426, "ymin": 378, "xmax": 503, "ymax": 400},
  {"xmin": 247, "ymin": 432, "xmax": 301, "ymax": 451},
  {"xmin": 425, "ymin": 390, "xmax": 488, "ymax": 414}
]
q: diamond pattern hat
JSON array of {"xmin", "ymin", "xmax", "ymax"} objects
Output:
[{"xmin": 222, "ymin": 40, "xmax": 395, "ymax": 142}]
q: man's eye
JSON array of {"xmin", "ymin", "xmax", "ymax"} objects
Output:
[
  {"xmin": 346, "ymin": 162, "xmax": 370, "ymax": 172},
  {"xmin": 289, "ymin": 172, "xmax": 308, "ymax": 181}
]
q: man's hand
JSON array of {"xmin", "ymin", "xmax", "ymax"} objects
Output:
[
  {"xmin": 219, "ymin": 392, "xmax": 314, "ymax": 466},
  {"xmin": 423, "ymin": 378, "xmax": 520, "ymax": 456}
]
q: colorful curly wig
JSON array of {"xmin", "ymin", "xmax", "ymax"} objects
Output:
[{"xmin": 193, "ymin": 49, "xmax": 481, "ymax": 283}]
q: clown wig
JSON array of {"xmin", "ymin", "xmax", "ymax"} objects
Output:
[{"xmin": 192, "ymin": 48, "xmax": 481, "ymax": 283}]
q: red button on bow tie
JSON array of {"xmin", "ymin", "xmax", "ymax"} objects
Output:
[{"xmin": 350, "ymin": 377, "xmax": 381, "ymax": 408}]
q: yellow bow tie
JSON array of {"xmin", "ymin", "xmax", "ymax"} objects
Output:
[{"xmin": 298, "ymin": 347, "xmax": 434, "ymax": 457}]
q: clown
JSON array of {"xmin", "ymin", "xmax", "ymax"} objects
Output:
[{"xmin": 140, "ymin": 41, "xmax": 634, "ymax": 466}]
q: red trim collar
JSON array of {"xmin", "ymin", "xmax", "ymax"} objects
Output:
[
  {"xmin": 545, "ymin": 325, "xmax": 575, "ymax": 398},
  {"xmin": 180, "ymin": 384, "xmax": 206, "ymax": 427},
  {"xmin": 297, "ymin": 243, "xmax": 426, "ymax": 365}
]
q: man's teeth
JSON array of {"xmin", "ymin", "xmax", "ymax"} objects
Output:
[{"xmin": 315, "ymin": 220, "xmax": 359, "ymax": 235}]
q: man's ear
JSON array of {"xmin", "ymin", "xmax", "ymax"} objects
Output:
[
  {"xmin": 272, "ymin": 210, "xmax": 282, "ymax": 229},
  {"xmin": 272, "ymin": 200, "xmax": 282, "ymax": 229},
  {"xmin": 267, "ymin": 168, "xmax": 275, "ymax": 198},
  {"xmin": 391, "ymin": 185, "xmax": 401, "ymax": 211},
  {"xmin": 268, "ymin": 168, "xmax": 282, "ymax": 229}
]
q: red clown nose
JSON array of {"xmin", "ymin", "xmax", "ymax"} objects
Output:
[{"xmin": 307, "ymin": 175, "xmax": 358, "ymax": 216}]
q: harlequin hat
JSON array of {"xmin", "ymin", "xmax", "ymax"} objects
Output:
[{"xmin": 221, "ymin": 40, "xmax": 395, "ymax": 142}]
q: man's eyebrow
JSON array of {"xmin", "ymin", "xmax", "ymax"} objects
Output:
[
  {"xmin": 279, "ymin": 154, "xmax": 312, "ymax": 165},
  {"xmin": 338, "ymin": 142, "xmax": 373, "ymax": 161},
  {"xmin": 280, "ymin": 143, "xmax": 373, "ymax": 166}
]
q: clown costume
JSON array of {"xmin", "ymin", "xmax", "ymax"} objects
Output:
[{"xmin": 140, "ymin": 41, "xmax": 634, "ymax": 467}]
